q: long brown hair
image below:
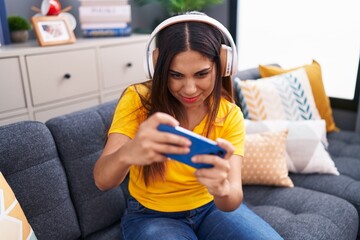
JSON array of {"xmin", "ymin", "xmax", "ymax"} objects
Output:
[{"xmin": 135, "ymin": 18, "xmax": 234, "ymax": 185}]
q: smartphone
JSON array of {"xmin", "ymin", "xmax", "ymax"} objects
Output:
[{"xmin": 157, "ymin": 124, "xmax": 227, "ymax": 169}]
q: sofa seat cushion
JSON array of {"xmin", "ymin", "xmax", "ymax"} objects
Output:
[
  {"xmin": 327, "ymin": 130, "xmax": 360, "ymax": 161},
  {"xmin": 46, "ymin": 100, "xmax": 127, "ymax": 238},
  {"xmin": 289, "ymin": 130, "xmax": 360, "ymax": 238},
  {"xmin": 291, "ymin": 130, "xmax": 360, "ymax": 209},
  {"xmin": 85, "ymin": 221, "xmax": 121, "ymax": 240},
  {"xmin": 244, "ymin": 186, "xmax": 359, "ymax": 240},
  {"xmin": 0, "ymin": 121, "xmax": 81, "ymax": 240}
]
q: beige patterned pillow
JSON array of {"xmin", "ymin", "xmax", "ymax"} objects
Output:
[
  {"xmin": 242, "ymin": 131, "xmax": 294, "ymax": 187},
  {"xmin": 0, "ymin": 172, "xmax": 37, "ymax": 240}
]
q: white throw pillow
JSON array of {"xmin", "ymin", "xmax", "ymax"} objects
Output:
[
  {"xmin": 234, "ymin": 68, "xmax": 321, "ymax": 121},
  {"xmin": 245, "ymin": 119, "xmax": 339, "ymax": 175}
]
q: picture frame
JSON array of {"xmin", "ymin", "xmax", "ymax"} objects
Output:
[{"xmin": 32, "ymin": 15, "xmax": 76, "ymax": 47}]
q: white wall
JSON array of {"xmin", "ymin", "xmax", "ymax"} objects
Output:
[{"xmin": 236, "ymin": 0, "xmax": 360, "ymax": 100}]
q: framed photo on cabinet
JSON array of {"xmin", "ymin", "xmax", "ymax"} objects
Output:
[{"xmin": 32, "ymin": 15, "xmax": 76, "ymax": 46}]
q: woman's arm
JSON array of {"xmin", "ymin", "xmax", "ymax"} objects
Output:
[
  {"xmin": 193, "ymin": 138, "xmax": 243, "ymax": 212},
  {"xmin": 93, "ymin": 112, "xmax": 192, "ymax": 191},
  {"xmin": 212, "ymin": 154, "xmax": 243, "ymax": 211},
  {"xmin": 93, "ymin": 133, "xmax": 133, "ymax": 191}
]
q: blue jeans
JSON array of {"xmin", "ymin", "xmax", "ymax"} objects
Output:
[{"xmin": 121, "ymin": 197, "xmax": 283, "ymax": 240}]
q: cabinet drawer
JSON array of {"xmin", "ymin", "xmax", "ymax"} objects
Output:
[
  {"xmin": 34, "ymin": 98, "xmax": 100, "ymax": 122},
  {"xmin": 100, "ymin": 41, "xmax": 146, "ymax": 89},
  {"xmin": 26, "ymin": 49, "xmax": 99, "ymax": 106},
  {"xmin": 0, "ymin": 58, "xmax": 26, "ymax": 113}
]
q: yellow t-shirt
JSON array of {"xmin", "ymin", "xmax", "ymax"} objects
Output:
[{"xmin": 109, "ymin": 84, "xmax": 245, "ymax": 212}]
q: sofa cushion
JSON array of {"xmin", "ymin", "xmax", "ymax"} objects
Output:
[
  {"xmin": 235, "ymin": 65, "xmax": 360, "ymax": 238},
  {"xmin": 46, "ymin": 100, "xmax": 127, "ymax": 238},
  {"xmin": 85, "ymin": 222, "xmax": 121, "ymax": 240},
  {"xmin": 259, "ymin": 60, "xmax": 338, "ymax": 132},
  {"xmin": 233, "ymin": 65, "xmax": 270, "ymax": 106},
  {"xmin": 245, "ymin": 119, "xmax": 339, "ymax": 175},
  {"xmin": 292, "ymin": 130, "xmax": 360, "ymax": 204},
  {"xmin": 290, "ymin": 130, "xmax": 360, "ymax": 237},
  {"xmin": 234, "ymin": 68, "xmax": 321, "ymax": 121},
  {"xmin": 244, "ymin": 186, "xmax": 359, "ymax": 240},
  {"xmin": 0, "ymin": 121, "xmax": 81, "ymax": 240},
  {"xmin": 242, "ymin": 131, "xmax": 294, "ymax": 187}
]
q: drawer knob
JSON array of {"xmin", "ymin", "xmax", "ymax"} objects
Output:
[
  {"xmin": 126, "ymin": 62, "xmax": 132, "ymax": 68},
  {"xmin": 64, "ymin": 73, "xmax": 71, "ymax": 79}
]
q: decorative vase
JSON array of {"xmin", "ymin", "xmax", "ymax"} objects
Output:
[{"xmin": 10, "ymin": 30, "xmax": 29, "ymax": 43}]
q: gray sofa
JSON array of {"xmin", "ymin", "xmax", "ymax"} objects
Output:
[{"xmin": 0, "ymin": 67, "xmax": 359, "ymax": 240}]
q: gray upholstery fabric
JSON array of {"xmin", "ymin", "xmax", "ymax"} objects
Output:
[
  {"xmin": 290, "ymin": 130, "xmax": 360, "ymax": 238},
  {"xmin": 85, "ymin": 222, "xmax": 121, "ymax": 240},
  {"xmin": 233, "ymin": 66, "xmax": 360, "ymax": 239},
  {"xmin": 46, "ymin": 101, "xmax": 127, "ymax": 238},
  {"xmin": 0, "ymin": 121, "xmax": 81, "ymax": 239},
  {"xmin": 234, "ymin": 64, "xmax": 280, "ymax": 81},
  {"xmin": 243, "ymin": 186, "xmax": 359, "ymax": 240},
  {"xmin": 44, "ymin": 98, "xmax": 359, "ymax": 240}
]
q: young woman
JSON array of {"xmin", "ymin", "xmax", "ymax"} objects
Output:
[{"xmin": 93, "ymin": 12, "xmax": 283, "ymax": 240}]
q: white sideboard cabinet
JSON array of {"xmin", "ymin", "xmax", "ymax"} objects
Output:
[{"xmin": 0, "ymin": 35, "xmax": 149, "ymax": 126}]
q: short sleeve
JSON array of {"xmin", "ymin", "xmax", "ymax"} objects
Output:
[
  {"xmin": 108, "ymin": 85, "xmax": 148, "ymax": 139},
  {"xmin": 223, "ymin": 106, "xmax": 245, "ymax": 156}
]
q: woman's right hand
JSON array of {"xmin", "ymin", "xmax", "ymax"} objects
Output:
[
  {"xmin": 94, "ymin": 112, "xmax": 191, "ymax": 190},
  {"xmin": 125, "ymin": 112, "xmax": 191, "ymax": 166}
]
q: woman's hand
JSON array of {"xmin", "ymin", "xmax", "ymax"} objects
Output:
[
  {"xmin": 125, "ymin": 112, "xmax": 192, "ymax": 166},
  {"xmin": 192, "ymin": 138, "xmax": 243, "ymax": 211},
  {"xmin": 192, "ymin": 138, "xmax": 238, "ymax": 197}
]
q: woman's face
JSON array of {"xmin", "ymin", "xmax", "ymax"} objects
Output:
[{"xmin": 168, "ymin": 50, "xmax": 216, "ymax": 111}]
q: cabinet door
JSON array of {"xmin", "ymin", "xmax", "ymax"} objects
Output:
[
  {"xmin": 26, "ymin": 49, "xmax": 99, "ymax": 106},
  {"xmin": 100, "ymin": 41, "xmax": 146, "ymax": 89},
  {"xmin": 0, "ymin": 58, "xmax": 26, "ymax": 113}
]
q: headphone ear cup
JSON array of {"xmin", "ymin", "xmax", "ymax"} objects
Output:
[
  {"xmin": 152, "ymin": 48, "xmax": 159, "ymax": 75},
  {"xmin": 220, "ymin": 45, "xmax": 233, "ymax": 77},
  {"xmin": 147, "ymin": 48, "xmax": 159, "ymax": 79}
]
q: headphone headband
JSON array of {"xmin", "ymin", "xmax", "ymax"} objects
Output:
[{"xmin": 144, "ymin": 13, "xmax": 238, "ymax": 79}]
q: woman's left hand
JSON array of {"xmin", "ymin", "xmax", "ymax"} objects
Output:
[{"xmin": 192, "ymin": 138, "xmax": 235, "ymax": 197}]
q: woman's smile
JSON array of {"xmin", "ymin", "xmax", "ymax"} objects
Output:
[{"xmin": 182, "ymin": 95, "xmax": 200, "ymax": 103}]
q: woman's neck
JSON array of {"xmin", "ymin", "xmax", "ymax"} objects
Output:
[{"xmin": 183, "ymin": 106, "xmax": 208, "ymax": 131}]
